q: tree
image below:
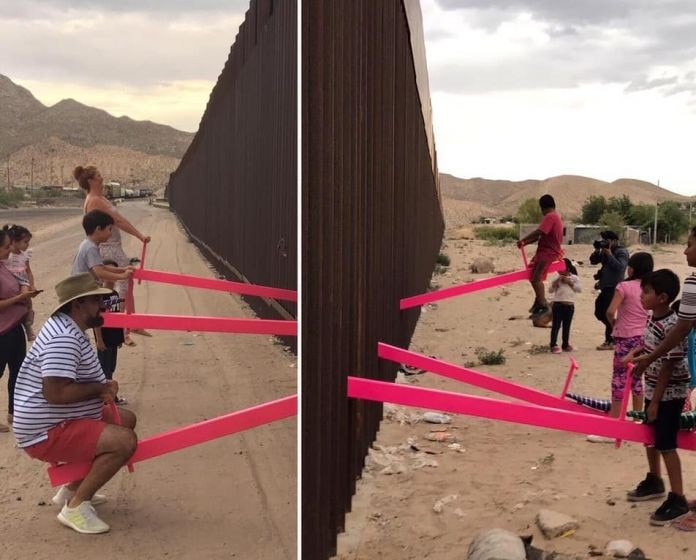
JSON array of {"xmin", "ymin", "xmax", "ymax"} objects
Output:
[
  {"xmin": 516, "ymin": 197, "xmax": 542, "ymax": 224},
  {"xmin": 628, "ymin": 204, "xmax": 654, "ymax": 230},
  {"xmin": 606, "ymin": 195, "xmax": 632, "ymax": 221},
  {"xmin": 659, "ymin": 201, "xmax": 690, "ymax": 242},
  {"xmin": 581, "ymin": 195, "xmax": 607, "ymax": 224},
  {"xmin": 598, "ymin": 211, "xmax": 625, "ymax": 241}
]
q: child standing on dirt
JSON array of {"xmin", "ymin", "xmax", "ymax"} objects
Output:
[
  {"xmin": 94, "ymin": 259, "xmax": 127, "ymax": 405},
  {"xmin": 2, "ymin": 224, "xmax": 38, "ymax": 341},
  {"xmin": 548, "ymin": 258, "xmax": 580, "ymax": 354},
  {"xmin": 622, "ymin": 269, "xmax": 690, "ymax": 526}
]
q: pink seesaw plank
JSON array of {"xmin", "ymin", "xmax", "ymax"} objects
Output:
[
  {"xmin": 101, "ymin": 312, "xmax": 297, "ymax": 336},
  {"xmin": 378, "ymin": 343, "xmax": 601, "ymax": 415},
  {"xmin": 347, "ymin": 377, "xmax": 696, "ymax": 450},
  {"xmin": 133, "ymin": 268, "xmax": 297, "ymax": 302},
  {"xmin": 400, "ymin": 260, "xmax": 566, "ymax": 309},
  {"xmin": 47, "ymin": 395, "xmax": 297, "ymax": 486}
]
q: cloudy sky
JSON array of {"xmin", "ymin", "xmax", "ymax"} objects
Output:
[
  {"xmin": 0, "ymin": 0, "xmax": 248, "ymax": 132},
  {"xmin": 422, "ymin": 0, "xmax": 696, "ymax": 196}
]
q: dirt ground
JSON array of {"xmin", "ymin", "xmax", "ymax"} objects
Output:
[
  {"xmin": 335, "ymin": 222, "xmax": 696, "ymax": 559},
  {"xmin": 0, "ymin": 201, "xmax": 296, "ymax": 559}
]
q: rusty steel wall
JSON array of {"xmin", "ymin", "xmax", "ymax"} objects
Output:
[
  {"xmin": 168, "ymin": 0, "xmax": 297, "ymax": 318},
  {"xmin": 302, "ymin": 1, "xmax": 445, "ymax": 558}
]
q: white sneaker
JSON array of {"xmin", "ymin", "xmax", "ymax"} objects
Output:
[
  {"xmin": 52, "ymin": 485, "xmax": 107, "ymax": 507},
  {"xmin": 586, "ymin": 434, "xmax": 615, "ymax": 444},
  {"xmin": 57, "ymin": 501, "xmax": 110, "ymax": 534}
]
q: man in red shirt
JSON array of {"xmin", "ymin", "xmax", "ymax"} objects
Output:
[{"xmin": 517, "ymin": 194, "xmax": 564, "ymax": 317}]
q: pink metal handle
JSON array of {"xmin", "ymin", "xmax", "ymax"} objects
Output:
[
  {"xmin": 559, "ymin": 357, "xmax": 579, "ymax": 399},
  {"xmin": 520, "ymin": 244, "xmax": 529, "ymax": 268},
  {"xmin": 615, "ymin": 362, "xmax": 635, "ymax": 448},
  {"xmin": 137, "ymin": 241, "xmax": 147, "ymax": 285},
  {"xmin": 109, "ymin": 402, "xmax": 134, "ymax": 472}
]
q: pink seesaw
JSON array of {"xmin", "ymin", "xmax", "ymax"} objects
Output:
[
  {"xmin": 400, "ymin": 259, "xmax": 566, "ymax": 309},
  {"xmin": 47, "ymin": 395, "xmax": 297, "ymax": 486},
  {"xmin": 347, "ymin": 377, "xmax": 696, "ymax": 450},
  {"xmin": 379, "ymin": 343, "xmax": 599, "ymax": 415},
  {"xmin": 132, "ymin": 268, "xmax": 297, "ymax": 302},
  {"xmin": 101, "ymin": 312, "xmax": 297, "ymax": 336}
]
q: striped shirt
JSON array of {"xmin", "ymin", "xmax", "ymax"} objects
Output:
[
  {"xmin": 678, "ymin": 274, "xmax": 696, "ymax": 321},
  {"xmin": 13, "ymin": 313, "xmax": 106, "ymax": 448},
  {"xmin": 643, "ymin": 311, "xmax": 690, "ymax": 401}
]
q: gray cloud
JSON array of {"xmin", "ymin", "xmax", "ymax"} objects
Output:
[
  {"xmin": 0, "ymin": 2, "xmax": 245, "ymax": 88},
  {"xmin": 0, "ymin": 0, "xmax": 249, "ymax": 17},
  {"xmin": 426, "ymin": 0, "xmax": 696, "ymax": 102}
]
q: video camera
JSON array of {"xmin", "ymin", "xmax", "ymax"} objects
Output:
[{"xmin": 593, "ymin": 239, "xmax": 610, "ymax": 250}]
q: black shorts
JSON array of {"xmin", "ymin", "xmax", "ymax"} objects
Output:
[{"xmin": 645, "ymin": 398, "xmax": 685, "ymax": 452}]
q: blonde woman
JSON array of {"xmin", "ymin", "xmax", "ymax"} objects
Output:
[{"xmin": 74, "ymin": 165, "xmax": 151, "ymax": 346}]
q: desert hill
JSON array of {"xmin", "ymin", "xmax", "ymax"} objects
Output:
[
  {"xmin": 440, "ymin": 173, "xmax": 694, "ymax": 228},
  {"xmin": 0, "ymin": 74, "xmax": 194, "ymax": 189}
]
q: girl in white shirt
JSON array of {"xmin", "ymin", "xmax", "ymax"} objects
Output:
[{"xmin": 549, "ymin": 258, "xmax": 581, "ymax": 353}]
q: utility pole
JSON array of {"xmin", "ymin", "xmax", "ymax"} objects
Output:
[
  {"xmin": 5, "ymin": 157, "xmax": 9, "ymax": 190},
  {"xmin": 653, "ymin": 180, "xmax": 659, "ymax": 246},
  {"xmin": 30, "ymin": 156, "xmax": 34, "ymax": 192}
]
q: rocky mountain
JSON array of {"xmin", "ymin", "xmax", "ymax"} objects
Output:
[
  {"xmin": 0, "ymin": 74, "xmax": 194, "ymax": 189},
  {"xmin": 440, "ymin": 173, "xmax": 694, "ymax": 228}
]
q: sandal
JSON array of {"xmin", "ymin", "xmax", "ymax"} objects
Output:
[
  {"xmin": 0, "ymin": 423, "xmax": 10, "ymax": 433},
  {"xmin": 131, "ymin": 328, "xmax": 152, "ymax": 337},
  {"xmin": 673, "ymin": 511, "xmax": 696, "ymax": 531},
  {"xmin": 123, "ymin": 335, "xmax": 137, "ymax": 347}
]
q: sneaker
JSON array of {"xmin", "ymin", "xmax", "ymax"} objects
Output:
[
  {"xmin": 550, "ymin": 345, "xmax": 562, "ymax": 354},
  {"xmin": 562, "ymin": 345, "xmax": 575, "ymax": 352},
  {"xmin": 52, "ymin": 486, "xmax": 107, "ymax": 507},
  {"xmin": 586, "ymin": 434, "xmax": 615, "ymax": 444},
  {"xmin": 650, "ymin": 492, "xmax": 689, "ymax": 526},
  {"xmin": 627, "ymin": 472, "xmax": 666, "ymax": 502},
  {"xmin": 57, "ymin": 501, "xmax": 110, "ymax": 534},
  {"xmin": 596, "ymin": 342, "xmax": 614, "ymax": 351}
]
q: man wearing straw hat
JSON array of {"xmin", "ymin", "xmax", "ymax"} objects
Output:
[{"xmin": 12, "ymin": 273, "xmax": 137, "ymax": 534}]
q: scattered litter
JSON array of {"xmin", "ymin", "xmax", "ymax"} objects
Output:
[
  {"xmin": 424, "ymin": 431, "xmax": 458, "ymax": 443},
  {"xmin": 433, "ymin": 494, "xmax": 459, "ymax": 513},
  {"xmin": 422, "ymin": 412, "xmax": 451, "ymax": 424},
  {"xmin": 181, "ymin": 341, "xmax": 195, "ymax": 346},
  {"xmin": 447, "ymin": 443, "xmax": 464, "ymax": 452}
]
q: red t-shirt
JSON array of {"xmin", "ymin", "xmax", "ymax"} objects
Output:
[{"xmin": 535, "ymin": 210, "xmax": 563, "ymax": 262}]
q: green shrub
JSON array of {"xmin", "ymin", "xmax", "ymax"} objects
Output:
[
  {"xmin": 436, "ymin": 252, "xmax": 451, "ymax": 266},
  {"xmin": 0, "ymin": 190, "xmax": 24, "ymax": 208},
  {"xmin": 473, "ymin": 225, "xmax": 518, "ymax": 243},
  {"xmin": 475, "ymin": 347, "xmax": 506, "ymax": 365}
]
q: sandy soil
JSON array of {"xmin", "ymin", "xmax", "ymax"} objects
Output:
[
  {"xmin": 0, "ymin": 201, "xmax": 296, "ymax": 559},
  {"xmin": 335, "ymin": 224, "xmax": 696, "ymax": 559}
]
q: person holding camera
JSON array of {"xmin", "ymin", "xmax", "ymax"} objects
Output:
[{"xmin": 590, "ymin": 230, "xmax": 629, "ymax": 350}]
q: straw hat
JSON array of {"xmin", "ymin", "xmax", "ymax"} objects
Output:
[{"xmin": 51, "ymin": 273, "xmax": 113, "ymax": 316}]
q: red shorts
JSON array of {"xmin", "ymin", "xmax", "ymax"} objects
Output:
[{"xmin": 23, "ymin": 405, "xmax": 114, "ymax": 464}]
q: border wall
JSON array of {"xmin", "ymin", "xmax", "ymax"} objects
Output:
[{"xmin": 302, "ymin": 2, "xmax": 445, "ymax": 557}]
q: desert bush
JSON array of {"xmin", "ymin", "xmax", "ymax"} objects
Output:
[
  {"xmin": 473, "ymin": 225, "xmax": 518, "ymax": 243},
  {"xmin": 475, "ymin": 347, "xmax": 506, "ymax": 365}
]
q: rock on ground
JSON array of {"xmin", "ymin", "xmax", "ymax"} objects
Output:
[
  {"xmin": 467, "ymin": 528, "xmax": 526, "ymax": 560},
  {"xmin": 536, "ymin": 509, "xmax": 580, "ymax": 539}
]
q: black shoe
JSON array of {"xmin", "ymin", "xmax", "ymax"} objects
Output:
[
  {"xmin": 650, "ymin": 492, "xmax": 689, "ymax": 526},
  {"xmin": 627, "ymin": 472, "xmax": 666, "ymax": 502},
  {"xmin": 530, "ymin": 305, "xmax": 549, "ymax": 317}
]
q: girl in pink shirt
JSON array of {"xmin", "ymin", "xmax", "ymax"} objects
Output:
[
  {"xmin": 588, "ymin": 252, "xmax": 654, "ymax": 443},
  {"xmin": 606, "ymin": 252, "xmax": 654, "ymax": 416}
]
